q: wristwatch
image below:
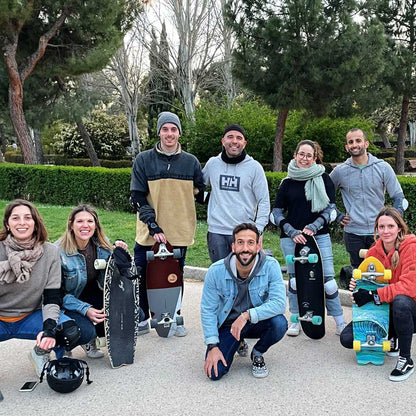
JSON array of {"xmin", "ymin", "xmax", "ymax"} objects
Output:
[
  {"xmin": 370, "ymin": 290, "xmax": 381, "ymax": 306},
  {"xmin": 207, "ymin": 343, "xmax": 219, "ymax": 351}
]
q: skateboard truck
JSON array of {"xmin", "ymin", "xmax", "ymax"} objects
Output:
[
  {"xmin": 286, "ymin": 246, "xmax": 319, "ymax": 265},
  {"xmin": 353, "ymin": 262, "xmax": 392, "ymax": 282},
  {"xmin": 353, "ymin": 334, "xmax": 391, "ymax": 351},
  {"xmin": 146, "ymin": 244, "xmax": 182, "ymax": 261},
  {"xmin": 291, "ymin": 303, "xmax": 323, "ymax": 326},
  {"xmin": 150, "ymin": 314, "xmax": 184, "ymax": 329}
]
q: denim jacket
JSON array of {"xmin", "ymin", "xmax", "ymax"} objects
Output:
[
  {"xmin": 56, "ymin": 240, "xmax": 111, "ymax": 316},
  {"xmin": 200, "ymin": 252, "xmax": 286, "ymax": 345}
]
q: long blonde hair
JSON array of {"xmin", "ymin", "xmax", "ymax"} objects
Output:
[
  {"xmin": 57, "ymin": 204, "xmax": 112, "ymax": 254},
  {"xmin": 374, "ymin": 206, "xmax": 408, "ymax": 269}
]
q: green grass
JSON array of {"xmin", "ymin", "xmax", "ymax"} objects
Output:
[{"xmin": 0, "ymin": 200, "xmax": 349, "ymax": 281}]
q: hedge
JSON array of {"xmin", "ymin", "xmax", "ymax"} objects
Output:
[{"xmin": 1, "ymin": 164, "xmax": 416, "ymax": 233}]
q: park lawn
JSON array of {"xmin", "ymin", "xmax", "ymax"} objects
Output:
[{"xmin": 0, "ymin": 200, "xmax": 349, "ymax": 281}]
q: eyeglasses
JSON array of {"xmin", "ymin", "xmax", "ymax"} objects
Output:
[{"xmin": 297, "ymin": 152, "xmax": 314, "ymax": 160}]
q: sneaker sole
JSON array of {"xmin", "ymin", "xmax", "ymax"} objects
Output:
[
  {"xmin": 286, "ymin": 331, "xmax": 300, "ymax": 337},
  {"xmin": 252, "ymin": 371, "xmax": 269, "ymax": 378},
  {"xmin": 389, "ymin": 367, "xmax": 414, "ymax": 382}
]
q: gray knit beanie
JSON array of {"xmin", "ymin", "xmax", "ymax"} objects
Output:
[{"xmin": 157, "ymin": 111, "xmax": 182, "ymax": 135}]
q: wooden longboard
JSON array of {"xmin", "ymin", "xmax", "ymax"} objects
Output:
[
  {"xmin": 146, "ymin": 242, "xmax": 183, "ymax": 338},
  {"xmin": 352, "ymin": 256, "xmax": 391, "ymax": 365},
  {"xmin": 100, "ymin": 249, "xmax": 140, "ymax": 368},
  {"xmin": 286, "ymin": 234, "xmax": 325, "ymax": 339}
]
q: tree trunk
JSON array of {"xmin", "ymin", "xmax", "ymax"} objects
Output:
[
  {"xmin": 8, "ymin": 82, "xmax": 37, "ymax": 164},
  {"xmin": 127, "ymin": 113, "xmax": 140, "ymax": 156},
  {"xmin": 0, "ymin": 124, "xmax": 6, "ymax": 162},
  {"xmin": 395, "ymin": 95, "xmax": 409, "ymax": 174},
  {"xmin": 273, "ymin": 109, "xmax": 289, "ymax": 172},
  {"xmin": 31, "ymin": 128, "xmax": 44, "ymax": 164},
  {"xmin": 75, "ymin": 119, "xmax": 101, "ymax": 167},
  {"xmin": 376, "ymin": 121, "xmax": 391, "ymax": 149}
]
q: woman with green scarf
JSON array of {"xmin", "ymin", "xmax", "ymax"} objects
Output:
[{"xmin": 271, "ymin": 140, "xmax": 346, "ymax": 337}]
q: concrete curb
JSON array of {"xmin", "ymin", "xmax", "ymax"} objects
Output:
[{"xmin": 184, "ymin": 265, "xmax": 353, "ymax": 307}]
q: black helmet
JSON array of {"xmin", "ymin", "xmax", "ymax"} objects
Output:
[{"xmin": 40, "ymin": 358, "xmax": 92, "ymax": 393}]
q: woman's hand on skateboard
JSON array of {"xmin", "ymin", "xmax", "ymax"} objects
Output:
[
  {"xmin": 114, "ymin": 239, "xmax": 128, "ymax": 251},
  {"xmin": 204, "ymin": 347, "xmax": 227, "ymax": 378},
  {"xmin": 302, "ymin": 227, "xmax": 314, "ymax": 237},
  {"xmin": 349, "ymin": 278, "xmax": 357, "ymax": 302},
  {"xmin": 86, "ymin": 307, "xmax": 106, "ymax": 324},
  {"xmin": 292, "ymin": 233, "xmax": 307, "ymax": 245}
]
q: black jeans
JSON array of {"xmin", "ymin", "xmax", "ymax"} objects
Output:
[
  {"xmin": 340, "ymin": 295, "xmax": 416, "ymax": 358},
  {"xmin": 343, "ymin": 232, "xmax": 375, "ymax": 269}
]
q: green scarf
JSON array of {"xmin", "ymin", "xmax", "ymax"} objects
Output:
[{"xmin": 286, "ymin": 159, "xmax": 329, "ymax": 213}]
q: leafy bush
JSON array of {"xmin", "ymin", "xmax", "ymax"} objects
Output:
[
  {"xmin": 183, "ymin": 99, "xmax": 277, "ymax": 164},
  {"xmin": 53, "ymin": 110, "xmax": 130, "ymax": 160},
  {"xmin": 283, "ymin": 112, "xmax": 376, "ymax": 163},
  {"xmin": 2, "ymin": 162, "xmax": 416, "ymax": 232}
]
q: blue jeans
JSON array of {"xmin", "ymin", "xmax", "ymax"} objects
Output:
[
  {"xmin": 207, "ymin": 315, "xmax": 287, "ymax": 381},
  {"xmin": 0, "ymin": 309, "xmax": 81, "ymax": 357},
  {"xmin": 64, "ymin": 310, "xmax": 97, "ymax": 345},
  {"xmin": 281, "ymin": 234, "xmax": 343, "ymax": 317},
  {"xmin": 207, "ymin": 232, "xmax": 234, "ymax": 263},
  {"xmin": 134, "ymin": 243, "xmax": 187, "ymax": 321}
]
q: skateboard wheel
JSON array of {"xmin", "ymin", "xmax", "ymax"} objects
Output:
[
  {"xmin": 353, "ymin": 340, "xmax": 361, "ymax": 351},
  {"xmin": 286, "ymin": 255, "xmax": 295, "ymax": 264},
  {"xmin": 384, "ymin": 269, "xmax": 392, "ymax": 281},
  {"xmin": 290, "ymin": 314, "xmax": 300, "ymax": 323},
  {"xmin": 311, "ymin": 316, "xmax": 322, "ymax": 326},
  {"xmin": 94, "ymin": 259, "xmax": 107, "ymax": 270},
  {"xmin": 308, "ymin": 254, "xmax": 319, "ymax": 264},
  {"xmin": 359, "ymin": 249, "xmax": 368, "ymax": 259},
  {"xmin": 146, "ymin": 251, "xmax": 155, "ymax": 261},
  {"xmin": 176, "ymin": 316, "xmax": 184, "ymax": 326},
  {"xmin": 150, "ymin": 318, "xmax": 158, "ymax": 328},
  {"xmin": 382, "ymin": 341, "xmax": 391, "ymax": 352},
  {"xmin": 173, "ymin": 249, "xmax": 182, "ymax": 259},
  {"xmin": 353, "ymin": 269, "xmax": 362, "ymax": 280}
]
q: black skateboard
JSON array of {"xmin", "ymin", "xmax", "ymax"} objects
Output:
[{"xmin": 286, "ymin": 234, "xmax": 325, "ymax": 339}]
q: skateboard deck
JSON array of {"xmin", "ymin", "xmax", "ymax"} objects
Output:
[
  {"xmin": 146, "ymin": 242, "xmax": 183, "ymax": 338},
  {"xmin": 286, "ymin": 234, "xmax": 325, "ymax": 339},
  {"xmin": 352, "ymin": 256, "xmax": 391, "ymax": 365},
  {"xmin": 96, "ymin": 247, "xmax": 140, "ymax": 368}
]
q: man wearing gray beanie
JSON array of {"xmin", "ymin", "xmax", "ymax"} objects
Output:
[
  {"xmin": 130, "ymin": 111, "xmax": 204, "ymax": 337},
  {"xmin": 157, "ymin": 111, "xmax": 182, "ymax": 135}
]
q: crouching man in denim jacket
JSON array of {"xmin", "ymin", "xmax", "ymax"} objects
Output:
[{"xmin": 201, "ymin": 223, "xmax": 287, "ymax": 380}]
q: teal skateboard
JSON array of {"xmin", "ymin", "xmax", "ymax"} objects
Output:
[{"xmin": 352, "ymin": 256, "xmax": 391, "ymax": 365}]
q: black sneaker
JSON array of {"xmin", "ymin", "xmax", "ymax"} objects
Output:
[
  {"xmin": 236, "ymin": 340, "xmax": 249, "ymax": 357},
  {"xmin": 389, "ymin": 356, "xmax": 414, "ymax": 382},
  {"xmin": 386, "ymin": 338, "xmax": 399, "ymax": 357},
  {"xmin": 251, "ymin": 352, "xmax": 269, "ymax": 378}
]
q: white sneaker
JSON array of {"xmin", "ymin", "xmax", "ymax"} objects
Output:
[
  {"xmin": 29, "ymin": 348, "xmax": 50, "ymax": 377},
  {"xmin": 287, "ymin": 322, "xmax": 301, "ymax": 337},
  {"xmin": 335, "ymin": 322, "xmax": 347, "ymax": 336},
  {"xmin": 174, "ymin": 325, "xmax": 188, "ymax": 337},
  {"xmin": 81, "ymin": 338, "xmax": 104, "ymax": 359}
]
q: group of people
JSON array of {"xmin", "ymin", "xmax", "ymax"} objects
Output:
[{"xmin": 1, "ymin": 111, "xmax": 415, "ymax": 385}]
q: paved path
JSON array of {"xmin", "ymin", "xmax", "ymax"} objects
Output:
[{"xmin": 1, "ymin": 280, "xmax": 415, "ymax": 415}]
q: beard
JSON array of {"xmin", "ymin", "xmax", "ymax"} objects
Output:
[{"xmin": 235, "ymin": 251, "xmax": 257, "ymax": 267}]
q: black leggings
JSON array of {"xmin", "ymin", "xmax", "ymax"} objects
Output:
[{"xmin": 340, "ymin": 295, "xmax": 416, "ymax": 358}]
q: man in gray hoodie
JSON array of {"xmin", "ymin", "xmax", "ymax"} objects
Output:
[
  {"xmin": 330, "ymin": 128, "xmax": 407, "ymax": 268},
  {"xmin": 203, "ymin": 124, "xmax": 270, "ymax": 264}
]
